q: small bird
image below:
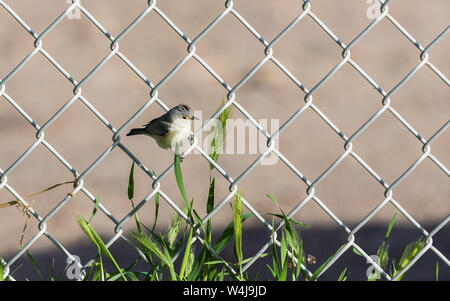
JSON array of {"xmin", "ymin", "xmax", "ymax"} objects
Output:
[{"xmin": 127, "ymin": 104, "xmax": 197, "ymax": 151}]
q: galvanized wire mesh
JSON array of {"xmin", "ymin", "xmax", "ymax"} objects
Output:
[{"xmin": 0, "ymin": 0, "xmax": 448, "ymax": 280}]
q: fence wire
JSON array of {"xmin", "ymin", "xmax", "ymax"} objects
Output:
[{"xmin": 0, "ymin": 0, "xmax": 448, "ymax": 280}]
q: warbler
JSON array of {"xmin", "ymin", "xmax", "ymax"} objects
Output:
[{"xmin": 126, "ymin": 104, "xmax": 197, "ymax": 151}]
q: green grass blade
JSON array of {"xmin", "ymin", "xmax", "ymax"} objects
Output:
[
  {"xmin": 88, "ymin": 193, "xmax": 100, "ymax": 224},
  {"xmin": 167, "ymin": 211, "xmax": 187, "ymax": 248},
  {"xmin": 131, "ymin": 230, "xmax": 177, "ymax": 280},
  {"xmin": 192, "ymin": 208, "xmax": 205, "ymax": 234},
  {"xmin": 271, "ymin": 235, "xmax": 281, "ymax": 280},
  {"xmin": 189, "ymin": 196, "xmax": 255, "ymax": 280},
  {"xmin": 352, "ymin": 247, "xmax": 363, "ymax": 256},
  {"xmin": 152, "ymin": 192, "xmax": 160, "ymax": 232},
  {"xmin": 280, "ymin": 231, "xmax": 287, "ymax": 271},
  {"xmin": 218, "ymin": 267, "xmax": 226, "ymax": 281},
  {"xmin": 77, "ymin": 215, "xmax": 127, "ymax": 281},
  {"xmin": 107, "ymin": 271, "xmax": 132, "ymax": 281},
  {"xmin": 174, "ymin": 152, "xmax": 191, "ymax": 213},
  {"xmin": 232, "ymin": 193, "xmax": 243, "ymax": 279},
  {"xmin": 209, "ymin": 97, "xmax": 232, "ymax": 169},
  {"xmin": 128, "ymin": 161, "xmax": 135, "ymax": 200},
  {"xmin": 94, "ymin": 248, "xmax": 105, "ymax": 281},
  {"xmin": 205, "ymin": 253, "xmax": 268, "ymax": 267},
  {"xmin": 213, "ymin": 212, "xmax": 254, "ymax": 254},
  {"xmin": 207, "ymin": 177, "xmax": 215, "ymax": 213},
  {"xmin": 179, "ymin": 225, "xmax": 194, "ymax": 280},
  {"xmin": 162, "ymin": 245, "xmax": 178, "ymax": 281},
  {"xmin": 130, "ymin": 199, "xmax": 142, "ymax": 234},
  {"xmin": 337, "ymin": 267, "xmax": 348, "ymax": 281},
  {"xmin": 279, "ymin": 231, "xmax": 288, "ymax": 281},
  {"xmin": 0, "ymin": 259, "xmax": 4, "ymax": 281},
  {"xmin": 266, "ymin": 194, "xmax": 303, "ymax": 236},
  {"xmin": 266, "ymin": 194, "xmax": 284, "ymax": 215},
  {"xmin": 50, "ymin": 258, "xmax": 55, "ymax": 281},
  {"xmin": 77, "ymin": 214, "xmax": 98, "ymax": 243},
  {"xmin": 435, "ymin": 261, "xmax": 439, "ymax": 281},
  {"xmin": 310, "ymin": 244, "xmax": 346, "ymax": 281},
  {"xmin": 263, "ymin": 212, "xmax": 308, "ymax": 228},
  {"xmin": 26, "ymin": 251, "xmax": 43, "ymax": 281},
  {"xmin": 267, "ymin": 264, "xmax": 276, "ymax": 279},
  {"xmin": 394, "ymin": 237, "xmax": 425, "ymax": 281},
  {"xmin": 383, "ymin": 213, "xmax": 397, "ymax": 246},
  {"xmin": 106, "ymin": 257, "xmax": 141, "ymax": 281},
  {"xmin": 202, "ymin": 177, "xmax": 216, "ymax": 280},
  {"xmin": 108, "ymin": 270, "xmax": 139, "ymax": 281},
  {"xmin": 187, "ymin": 246, "xmax": 207, "ymax": 281},
  {"xmin": 296, "ymin": 239, "xmax": 304, "ymax": 279},
  {"xmin": 188, "ymin": 209, "xmax": 255, "ymax": 281},
  {"xmin": 376, "ymin": 243, "xmax": 389, "ymax": 272},
  {"xmin": 206, "ymin": 177, "xmax": 215, "ymax": 241},
  {"xmin": 81, "ymin": 265, "xmax": 93, "ymax": 281},
  {"xmin": 127, "ymin": 162, "xmax": 143, "ymax": 233}
]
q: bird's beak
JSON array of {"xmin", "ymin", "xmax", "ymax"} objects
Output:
[{"xmin": 190, "ymin": 116, "xmax": 198, "ymax": 120}]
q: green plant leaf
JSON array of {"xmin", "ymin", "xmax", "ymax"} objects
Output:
[
  {"xmin": 205, "ymin": 254, "xmax": 268, "ymax": 267},
  {"xmin": 279, "ymin": 231, "xmax": 288, "ymax": 281},
  {"xmin": 206, "ymin": 177, "xmax": 215, "ymax": 239},
  {"xmin": 130, "ymin": 199, "xmax": 142, "ymax": 234},
  {"xmin": 267, "ymin": 264, "xmax": 276, "ymax": 279},
  {"xmin": 77, "ymin": 215, "xmax": 127, "ymax": 281},
  {"xmin": 179, "ymin": 225, "xmax": 194, "ymax": 280},
  {"xmin": 174, "ymin": 152, "xmax": 190, "ymax": 212},
  {"xmin": 81, "ymin": 264, "xmax": 93, "ymax": 281},
  {"xmin": 213, "ymin": 212, "xmax": 255, "ymax": 254},
  {"xmin": 266, "ymin": 194, "xmax": 282, "ymax": 213},
  {"xmin": 108, "ymin": 271, "xmax": 139, "ymax": 281},
  {"xmin": 263, "ymin": 212, "xmax": 308, "ymax": 228},
  {"xmin": 232, "ymin": 193, "xmax": 243, "ymax": 279},
  {"xmin": 167, "ymin": 209, "xmax": 187, "ymax": 249},
  {"xmin": 296, "ymin": 239, "xmax": 304, "ymax": 279},
  {"xmin": 377, "ymin": 243, "xmax": 389, "ymax": 271},
  {"xmin": 152, "ymin": 192, "xmax": 159, "ymax": 232},
  {"xmin": 128, "ymin": 161, "xmax": 135, "ymax": 200},
  {"xmin": 26, "ymin": 251, "xmax": 43, "ymax": 281},
  {"xmin": 393, "ymin": 237, "xmax": 425, "ymax": 281},
  {"xmin": 187, "ymin": 246, "xmax": 208, "ymax": 281},
  {"xmin": 271, "ymin": 234, "xmax": 281, "ymax": 280},
  {"xmin": 0, "ymin": 259, "xmax": 3, "ymax": 281},
  {"xmin": 92, "ymin": 249, "xmax": 104, "ymax": 281},
  {"xmin": 280, "ymin": 231, "xmax": 287, "ymax": 270},
  {"xmin": 337, "ymin": 267, "xmax": 348, "ymax": 281},
  {"xmin": 310, "ymin": 244, "xmax": 346, "ymax": 281},
  {"xmin": 435, "ymin": 261, "xmax": 439, "ymax": 281},
  {"xmin": 383, "ymin": 213, "xmax": 397, "ymax": 246},
  {"xmin": 127, "ymin": 162, "xmax": 144, "ymax": 233},
  {"xmin": 88, "ymin": 193, "xmax": 100, "ymax": 224},
  {"xmin": 352, "ymin": 247, "xmax": 362, "ymax": 256},
  {"xmin": 208, "ymin": 97, "xmax": 232, "ymax": 169},
  {"xmin": 131, "ymin": 230, "xmax": 177, "ymax": 280}
]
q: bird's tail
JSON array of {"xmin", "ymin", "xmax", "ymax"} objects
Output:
[{"xmin": 126, "ymin": 128, "xmax": 147, "ymax": 136}]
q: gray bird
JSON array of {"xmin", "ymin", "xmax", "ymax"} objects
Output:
[{"xmin": 127, "ymin": 104, "xmax": 197, "ymax": 151}]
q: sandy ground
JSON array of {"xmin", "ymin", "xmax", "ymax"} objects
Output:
[{"xmin": 0, "ymin": 0, "xmax": 448, "ymax": 280}]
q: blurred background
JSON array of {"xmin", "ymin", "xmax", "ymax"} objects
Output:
[{"xmin": 0, "ymin": 0, "xmax": 448, "ymax": 280}]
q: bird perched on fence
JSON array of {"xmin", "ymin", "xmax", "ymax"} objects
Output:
[{"xmin": 126, "ymin": 104, "xmax": 197, "ymax": 152}]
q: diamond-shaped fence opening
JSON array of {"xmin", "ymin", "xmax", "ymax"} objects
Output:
[{"xmin": 0, "ymin": 0, "xmax": 448, "ymax": 281}]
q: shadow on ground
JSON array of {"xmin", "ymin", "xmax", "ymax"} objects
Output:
[{"xmin": 4, "ymin": 224, "xmax": 449, "ymax": 281}]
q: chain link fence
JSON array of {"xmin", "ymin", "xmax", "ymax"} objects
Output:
[{"xmin": 0, "ymin": 0, "xmax": 448, "ymax": 280}]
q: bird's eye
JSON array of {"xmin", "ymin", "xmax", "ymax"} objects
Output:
[{"xmin": 183, "ymin": 116, "xmax": 187, "ymax": 119}]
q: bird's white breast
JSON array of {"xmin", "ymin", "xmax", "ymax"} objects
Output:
[{"xmin": 169, "ymin": 118, "xmax": 192, "ymax": 146}]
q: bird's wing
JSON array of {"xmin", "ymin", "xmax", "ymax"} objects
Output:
[{"xmin": 145, "ymin": 119, "xmax": 172, "ymax": 136}]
